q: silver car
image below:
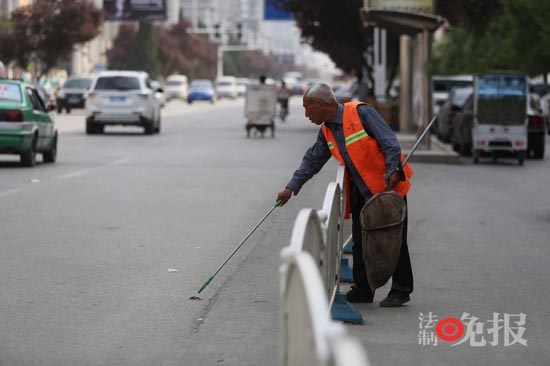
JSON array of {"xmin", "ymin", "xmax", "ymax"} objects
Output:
[{"xmin": 85, "ymin": 71, "xmax": 161, "ymax": 135}]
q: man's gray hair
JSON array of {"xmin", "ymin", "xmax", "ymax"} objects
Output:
[{"xmin": 305, "ymin": 82, "xmax": 336, "ymax": 104}]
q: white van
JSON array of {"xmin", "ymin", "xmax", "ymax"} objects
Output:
[
  {"xmin": 215, "ymin": 76, "xmax": 238, "ymax": 99},
  {"xmin": 165, "ymin": 74, "xmax": 189, "ymax": 101}
]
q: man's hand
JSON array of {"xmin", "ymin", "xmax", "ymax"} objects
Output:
[
  {"xmin": 384, "ymin": 171, "xmax": 401, "ymax": 190},
  {"xmin": 277, "ymin": 188, "xmax": 293, "ymax": 206}
]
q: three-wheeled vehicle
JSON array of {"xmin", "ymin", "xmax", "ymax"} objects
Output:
[
  {"xmin": 472, "ymin": 73, "xmax": 529, "ymax": 165},
  {"xmin": 245, "ymin": 83, "xmax": 277, "ymax": 138}
]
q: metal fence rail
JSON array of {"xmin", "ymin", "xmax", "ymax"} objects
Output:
[{"xmin": 279, "ymin": 164, "xmax": 368, "ymax": 365}]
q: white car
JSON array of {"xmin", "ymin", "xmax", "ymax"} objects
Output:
[
  {"xmin": 236, "ymin": 77, "xmax": 250, "ymax": 97},
  {"xmin": 85, "ymin": 70, "xmax": 161, "ymax": 135},
  {"xmin": 164, "ymin": 74, "xmax": 188, "ymax": 101},
  {"xmin": 215, "ymin": 76, "xmax": 239, "ymax": 99}
]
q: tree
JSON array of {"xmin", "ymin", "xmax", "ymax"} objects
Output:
[
  {"xmin": 273, "ymin": 0, "xmax": 510, "ymax": 88},
  {"xmin": 0, "ymin": 16, "xmax": 16, "ymax": 63},
  {"xmin": 273, "ymin": 0, "xmax": 367, "ymax": 74},
  {"xmin": 105, "ymin": 24, "xmax": 137, "ymax": 71},
  {"xmin": 431, "ymin": 0, "xmax": 550, "ymax": 79},
  {"xmin": 107, "ymin": 18, "xmax": 294, "ymax": 81},
  {"xmin": 125, "ymin": 21, "xmax": 161, "ymax": 79},
  {"xmin": 1, "ymin": 0, "xmax": 102, "ymax": 77}
]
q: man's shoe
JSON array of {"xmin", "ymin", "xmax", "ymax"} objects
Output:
[
  {"xmin": 380, "ymin": 292, "xmax": 410, "ymax": 307},
  {"xmin": 346, "ymin": 286, "xmax": 374, "ymax": 303}
]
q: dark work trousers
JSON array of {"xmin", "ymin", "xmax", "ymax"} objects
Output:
[{"xmin": 350, "ymin": 182, "xmax": 414, "ymax": 296}]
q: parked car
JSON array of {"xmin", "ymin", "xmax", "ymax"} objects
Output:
[
  {"xmin": 526, "ymin": 92, "xmax": 546, "ymax": 159},
  {"xmin": 236, "ymin": 77, "xmax": 250, "ymax": 97},
  {"xmin": 432, "ymin": 75, "xmax": 473, "ymax": 116},
  {"xmin": 471, "ymin": 73, "xmax": 529, "ymax": 165},
  {"xmin": 151, "ymin": 80, "xmax": 165, "ymax": 108},
  {"xmin": 187, "ymin": 79, "xmax": 216, "ymax": 104},
  {"xmin": 164, "ymin": 74, "xmax": 188, "ymax": 101},
  {"xmin": 452, "ymin": 83, "xmax": 545, "ymax": 160},
  {"xmin": 333, "ymin": 84, "xmax": 353, "ymax": 103},
  {"xmin": 85, "ymin": 70, "xmax": 162, "ymax": 135},
  {"xmin": 55, "ymin": 76, "xmax": 93, "ymax": 114},
  {"xmin": 436, "ymin": 86, "xmax": 473, "ymax": 142},
  {"xmin": 0, "ymin": 79, "xmax": 58, "ymax": 166},
  {"xmin": 215, "ymin": 76, "xmax": 238, "ymax": 99},
  {"xmin": 451, "ymin": 93, "xmax": 474, "ymax": 156}
]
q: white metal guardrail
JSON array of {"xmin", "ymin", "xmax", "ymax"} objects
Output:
[
  {"xmin": 279, "ymin": 251, "xmax": 369, "ymax": 366},
  {"xmin": 279, "ymin": 164, "xmax": 368, "ymax": 366}
]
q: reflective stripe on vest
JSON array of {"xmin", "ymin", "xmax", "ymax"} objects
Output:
[
  {"xmin": 322, "ymin": 102, "xmax": 413, "ymax": 218},
  {"xmin": 345, "ymin": 129, "xmax": 369, "ymax": 146}
]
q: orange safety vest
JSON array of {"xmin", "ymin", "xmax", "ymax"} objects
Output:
[{"xmin": 322, "ymin": 102, "xmax": 413, "ymax": 218}]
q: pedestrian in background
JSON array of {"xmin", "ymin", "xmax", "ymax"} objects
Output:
[
  {"xmin": 276, "ymin": 82, "xmax": 414, "ymax": 307},
  {"xmin": 0, "ymin": 61, "xmax": 6, "ymax": 78},
  {"xmin": 351, "ymin": 69, "xmax": 369, "ymax": 103}
]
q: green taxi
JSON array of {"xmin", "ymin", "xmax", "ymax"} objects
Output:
[{"xmin": 0, "ymin": 79, "xmax": 57, "ymax": 166}]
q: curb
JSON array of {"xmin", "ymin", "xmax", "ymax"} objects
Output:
[{"xmin": 399, "ymin": 134, "xmax": 460, "ymax": 164}]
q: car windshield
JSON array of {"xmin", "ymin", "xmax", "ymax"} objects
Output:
[
  {"xmin": 191, "ymin": 80, "xmax": 212, "ymax": 88},
  {"xmin": 0, "ymin": 82, "xmax": 22, "ymax": 102},
  {"xmin": 94, "ymin": 76, "xmax": 141, "ymax": 91},
  {"xmin": 166, "ymin": 80, "xmax": 182, "ymax": 86},
  {"xmin": 476, "ymin": 75, "xmax": 527, "ymax": 125},
  {"xmin": 64, "ymin": 78, "xmax": 92, "ymax": 89},
  {"xmin": 433, "ymin": 79, "xmax": 472, "ymax": 92},
  {"xmin": 217, "ymin": 81, "xmax": 232, "ymax": 87},
  {"xmin": 451, "ymin": 89, "xmax": 472, "ymax": 106}
]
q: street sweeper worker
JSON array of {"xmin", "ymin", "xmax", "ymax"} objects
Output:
[{"xmin": 276, "ymin": 82, "xmax": 414, "ymax": 307}]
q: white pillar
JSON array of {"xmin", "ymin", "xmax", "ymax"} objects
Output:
[
  {"xmin": 373, "ymin": 27, "xmax": 387, "ymax": 103},
  {"xmin": 399, "ymin": 35, "xmax": 411, "ymax": 133}
]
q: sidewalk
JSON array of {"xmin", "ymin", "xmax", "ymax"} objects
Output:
[{"xmin": 397, "ymin": 133, "xmax": 460, "ymax": 164}]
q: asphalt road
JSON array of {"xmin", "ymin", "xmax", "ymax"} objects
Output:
[
  {"xmin": 0, "ymin": 98, "xmax": 336, "ymax": 366},
  {"xmin": 1, "ymin": 98, "xmax": 549, "ymax": 365}
]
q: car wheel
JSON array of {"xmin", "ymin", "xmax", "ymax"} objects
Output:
[
  {"xmin": 518, "ymin": 151, "xmax": 526, "ymax": 165},
  {"xmin": 460, "ymin": 143, "xmax": 471, "ymax": 156},
  {"xmin": 43, "ymin": 133, "xmax": 57, "ymax": 163},
  {"xmin": 155, "ymin": 115, "xmax": 161, "ymax": 134},
  {"xmin": 532, "ymin": 133, "xmax": 545, "ymax": 159},
  {"xmin": 473, "ymin": 150, "xmax": 480, "ymax": 164},
  {"xmin": 21, "ymin": 135, "xmax": 37, "ymax": 167},
  {"xmin": 86, "ymin": 118, "xmax": 96, "ymax": 135},
  {"xmin": 144, "ymin": 119, "xmax": 154, "ymax": 135}
]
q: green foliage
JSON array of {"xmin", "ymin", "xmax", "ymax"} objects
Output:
[
  {"xmin": 274, "ymin": 0, "xmax": 368, "ymax": 73},
  {"xmin": 0, "ymin": 0, "xmax": 102, "ymax": 76},
  {"xmin": 123, "ymin": 22, "xmax": 161, "ymax": 79},
  {"xmin": 107, "ymin": 19, "xmax": 294, "ymax": 80},
  {"xmin": 431, "ymin": 0, "xmax": 550, "ymax": 77}
]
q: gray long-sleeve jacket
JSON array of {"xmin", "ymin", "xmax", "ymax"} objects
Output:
[{"xmin": 286, "ymin": 103, "xmax": 402, "ymax": 200}]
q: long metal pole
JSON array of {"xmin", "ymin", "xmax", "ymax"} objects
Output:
[
  {"xmin": 403, "ymin": 116, "xmax": 437, "ymax": 165},
  {"xmin": 197, "ymin": 200, "xmax": 282, "ymax": 293}
]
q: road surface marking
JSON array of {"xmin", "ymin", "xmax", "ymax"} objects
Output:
[
  {"xmin": 110, "ymin": 157, "xmax": 131, "ymax": 166},
  {"xmin": 59, "ymin": 169, "xmax": 91, "ymax": 179},
  {"xmin": 0, "ymin": 188, "xmax": 21, "ymax": 198}
]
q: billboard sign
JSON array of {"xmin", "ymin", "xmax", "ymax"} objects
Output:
[
  {"xmin": 368, "ymin": 0, "xmax": 433, "ymax": 14},
  {"xmin": 264, "ymin": 0, "xmax": 293, "ymax": 21},
  {"xmin": 104, "ymin": 0, "xmax": 167, "ymax": 22}
]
